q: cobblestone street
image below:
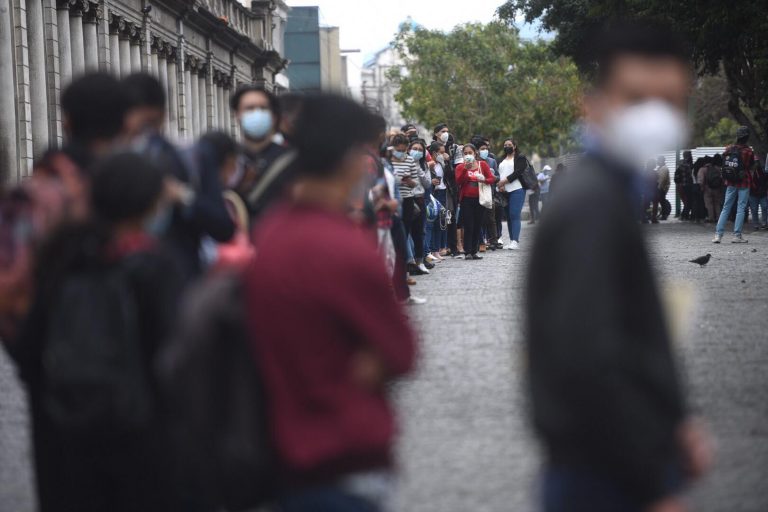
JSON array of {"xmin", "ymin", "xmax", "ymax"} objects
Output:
[{"xmin": 2, "ymin": 221, "xmax": 768, "ymax": 511}]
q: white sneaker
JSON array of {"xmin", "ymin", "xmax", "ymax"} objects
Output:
[
  {"xmin": 505, "ymin": 241, "xmax": 519, "ymax": 250},
  {"xmin": 417, "ymin": 263, "xmax": 431, "ymax": 274},
  {"xmin": 731, "ymin": 235, "xmax": 748, "ymax": 244},
  {"xmin": 497, "ymin": 238, "xmax": 504, "ymax": 245},
  {"xmin": 425, "ymin": 254, "xmax": 440, "ymax": 264},
  {"xmin": 406, "ymin": 295, "xmax": 427, "ymax": 305},
  {"xmin": 712, "ymin": 235, "xmax": 722, "ymax": 244}
]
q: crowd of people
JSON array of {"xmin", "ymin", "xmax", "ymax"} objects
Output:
[
  {"xmin": 0, "ymin": 16, "xmax": 759, "ymax": 512},
  {"xmin": 0, "ymin": 62, "xmax": 552, "ymax": 510}
]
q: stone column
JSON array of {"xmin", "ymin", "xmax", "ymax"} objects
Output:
[
  {"xmin": 57, "ymin": 0, "xmax": 72, "ymax": 86},
  {"xmin": 27, "ymin": 0, "xmax": 50, "ymax": 156},
  {"xmin": 205, "ymin": 61, "xmax": 216, "ymax": 131},
  {"xmin": 82, "ymin": 3, "xmax": 98, "ymax": 71},
  {"xmin": 166, "ymin": 45, "xmax": 179, "ymax": 138},
  {"xmin": 181, "ymin": 54, "xmax": 192, "ymax": 138},
  {"xmin": 108, "ymin": 13, "xmax": 120, "ymax": 76},
  {"xmin": 69, "ymin": 0, "xmax": 86, "ymax": 76},
  {"xmin": 189, "ymin": 60, "xmax": 200, "ymax": 138},
  {"xmin": 215, "ymin": 73, "xmax": 225, "ymax": 131},
  {"xmin": 118, "ymin": 23, "xmax": 131, "ymax": 77},
  {"xmin": 198, "ymin": 66, "xmax": 207, "ymax": 133},
  {"xmin": 150, "ymin": 45, "xmax": 159, "ymax": 76},
  {"xmin": 0, "ymin": 4, "xmax": 18, "ymax": 181},
  {"xmin": 156, "ymin": 41, "xmax": 169, "ymax": 129},
  {"xmin": 129, "ymin": 30, "xmax": 141, "ymax": 72},
  {"xmin": 43, "ymin": 0, "xmax": 63, "ymax": 146}
]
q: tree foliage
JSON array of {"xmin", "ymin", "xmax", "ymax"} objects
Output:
[
  {"xmin": 497, "ymin": 0, "xmax": 768, "ymax": 154},
  {"xmin": 389, "ymin": 22, "xmax": 582, "ymax": 156}
]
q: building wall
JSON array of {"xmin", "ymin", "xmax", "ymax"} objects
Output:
[
  {"xmin": 0, "ymin": 0, "xmax": 287, "ymax": 183},
  {"xmin": 361, "ymin": 46, "xmax": 406, "ymax": 130},
  {"xmin": 284, "ymin": 6, "xmax": 320, "ymax": 93}
]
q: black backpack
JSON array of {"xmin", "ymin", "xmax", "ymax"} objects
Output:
[
  {"xmin": 723, "ymin": 146, "xmax": 746, "ymax": 182},
  {"xmin": 706, "ymin": 164, "xmax": 724, "ymax": 189},
  {"xmin": 42, "ymin": 264, "xmax": 152, "ymax": 432},
  {"xmin": 159, "ymin": 275, "xmax": 274, "ymax": 511}
]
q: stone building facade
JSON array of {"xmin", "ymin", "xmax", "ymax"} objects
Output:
[{"xmin": 0, "ymin": 0, "xmax": 288, "ymax": 183}]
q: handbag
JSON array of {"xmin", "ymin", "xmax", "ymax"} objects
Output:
[
  {"xmin": 520, "ymin": 159, "xmax": 538, "ymax": 190},
  {"xmin": 479, "ymin": 182, "xmax": 493, "ymax": 209}
]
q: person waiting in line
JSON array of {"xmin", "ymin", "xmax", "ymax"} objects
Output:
[
  {"xmin": 674, "ymin": 150, "xmax": 694, "ymax": 220},
  {"xmin": 391, "ymin": 134, "xmax": 429, "ymax": 275},
  {"xmin": 228, "ymin": 84, "xmax": 296, "ymax": 220},
  {"xmin": 747, "ymin": 159, "xmax": 768, "ymax": 230},
  {"xmin": 713, "ymin": 125, "xmax": 755, "ymax": 243},
  {"xmin": 427, "ymin": 141, "xmax": 449, "ymax": 260},
  {"xmin": 701, "ymin": 154, "xmax": 725, "ymax": 223},
  {"xmin": 537, "ymin": 165, "xmax": 552, "ymax": 216},
  {"xmin": 656, "ymin": 155, "xmax": 671, "ymax": 220},
  {"xmin": 496, "ymin": 138, "xmax": 527, "ymax": 250},
  {"xmin": 408, "ymin": 138, "xmax": 435, "ymax": 270},
  {"xmin": 455, "ymin": 143, "xmax": 496, "ymax": 260},
  {"xmin": 432, "ymin": 123, "xmax": 461, "ymax": 256},
  {"xmin": 473, "ymin": 136, "xmax": 501, "ymax": 251},
  {"xmin": 527, "ymin": 22, "xmax": 711, "ymax": 512},
  {"xmin": 245, "ymin": 94, "xmax": 416, "ymax": 511}
]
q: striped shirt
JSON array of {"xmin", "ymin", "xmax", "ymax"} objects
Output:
[{"xmin": 391, "ymin": 155, "xmax": 420, "ymax": 199}]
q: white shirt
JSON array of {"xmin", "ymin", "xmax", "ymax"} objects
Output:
[
  {"xmin": 434, "ymin": 162, "xmax": 447, "ymax": 190},
  {"xmin": 499, "ymin": 158, "xmax": 522, "ymax": 192}
]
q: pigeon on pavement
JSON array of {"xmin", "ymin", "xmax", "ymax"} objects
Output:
[{"xmin": 689, "ymin": 254, "xmax": 711, "ymax": 267}]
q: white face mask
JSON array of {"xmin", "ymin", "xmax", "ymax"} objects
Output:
[
  {"xmin": 440, "ymin": 132, "xmax": 450, "ymax": 143},
  {"xmin": 600, "ymin": 100, "xmax": 688, "ymax": 171}
]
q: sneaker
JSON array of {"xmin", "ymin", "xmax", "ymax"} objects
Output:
[
  {"xmin": 423, "ymin": 260, "xmax": 435, "ymax": 270},
  {"xmin": 425, "ymin": 254, "xmax": 440, "ymax": 264},
  {"xmin": 505, "ymin": 241, "xmax": 519, "ymax": 250},
  {"xmin": 408, "ymin": 263, "xmax": 428, "ymax": 276},
  {"xmin": 417, "ymin": 263, "xmax": 431, "ymax": 274},
  {"xmin": 405, "ymin": 295, "xmax": 427, "ymax": 305},
  {"xmin": 731, "ymin": 235, "xmax": 748, "ymax": 244},
  {"xmin": 712, "ymin": 235, "xmax": 722, "ymax": 244},
  {"xmin": 471, "ymin": 254, "xmax": 483, "ymax": 260},
  {"xmin": 432, "ymin": 252, "xmax": 444, "ymax": 261}
]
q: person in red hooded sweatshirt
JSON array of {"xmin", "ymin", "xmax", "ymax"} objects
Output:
[
  {"xmin": 455, "ymin": 143, "xmax": 496, "ymax": 260},
  {"xmin": 245, "ymin": 94, "xmax": 416, "ymax": 512}
]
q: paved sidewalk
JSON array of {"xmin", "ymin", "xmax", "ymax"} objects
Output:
[
  {"xmin": 395, "ymin": 221, "xmax": 768, "ymax": 512},
  {"xmin": 1, "ymin": 221, "xmax": 767, "ymax": 511}
]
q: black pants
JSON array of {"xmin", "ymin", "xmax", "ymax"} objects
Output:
[
  {"xmin": 461, "ymin": 196, "xmax": 484, "ymax": 255},
  {"xmin": 390, "ymin": 215, "xmax": 409, "ymax": 300},
  {"xmin": 482, "ymin": 204, "xmax": 497, "ymax": 243},
  {"xmin": 402, "ymin": 197, "xmax": 425, "ymax": 261}
]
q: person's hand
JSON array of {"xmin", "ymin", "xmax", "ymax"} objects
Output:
[
  {"xmin": 646, "ymin": 496, "xmax": 687, "ymax": 512},
  {"xmin": 678, "ymin": 418, "xmax": 713, "ymax": 481},
  {"xmin": 476, "ymin": 173, "xmax": 486, "ymax": 183},
  {"xmin": 405, "ymin": 178, "xmax": 417, "ymax": 188},
  {"xmin": 432, "ymin": 178, "xmax": 441, "ymax": 186},
  {"xmin": 498, "ymin": 178, "xmax": 508, "ymax": 187},
  {"xmin": 428, "ymin": 160, "xmax": 436, "ymax": 169},
  {"xmin": 351, "ymin": 350, "xmax": 386, "ymax": 390},
  {"xmin": 165, "ymin": 177, "xmax": 194, "ymax": 206}
]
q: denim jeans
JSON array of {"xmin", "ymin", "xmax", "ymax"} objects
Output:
[
  {"xmin": 507, "ymin": 188, "xmax": 526, "ymax": 242},
  {"xmin": 748, "ymin": 195, "xmax": 768, "ymax": 226},
  {"xmin": 716, "ymin": 186, "xmax": 750, "ymax": 236},
  {"xmin": 542, "ymin": 465, "xmax": 682, "ymax": 512},
  {"xmin": 278, "ymin": 486, "xmax": 379, "ymax": 512}
]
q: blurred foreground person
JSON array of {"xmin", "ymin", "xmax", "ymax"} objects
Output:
[
  {"xmin": 246, "ymin": 94, "xmax": 416, "ymax": 511},
  {"xmin": 122, "ymin": 73, "xmax": 234, "ymax": 279},
  {"xmin": 10, "ymin": 153, "xmax": 181, "ymax": 512},
  {"xmin": 526, "ymin": 23, "xmax": 710, "ymax": 512}
]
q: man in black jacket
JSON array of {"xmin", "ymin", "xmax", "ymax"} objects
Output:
[{"xmin": 526, "ymin": 23, "xmax": 710, "ymax": 512}]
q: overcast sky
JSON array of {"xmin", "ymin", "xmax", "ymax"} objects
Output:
[{"xmin": 284, "ymin": 0, "xmax": 544, "ymax": 92}]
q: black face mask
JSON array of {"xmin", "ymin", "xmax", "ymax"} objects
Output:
[{"xmin": 503, "ymin": 146, "xmax": 515, "ymax": 155}]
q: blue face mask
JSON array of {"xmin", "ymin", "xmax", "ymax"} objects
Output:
[
  {"xmin": 144, "ymin": 206, "xmax": 172, "ymax": 237},
  {"xmin": 241, "ymin": 109, "xmax": 273, "ymax": 140},
  {"xmin": 409, "ymin": 150, "xmax": 424, "ymax": 161},
  {"xmin": 392, "ymin": 150, "xmax": 407, "ymax": 160},
  {"xmin": 479, "ymin": 149, "xmax": 489, "ymax": 160}
]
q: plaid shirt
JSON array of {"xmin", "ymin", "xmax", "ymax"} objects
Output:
[{"xmin": 724, "ymin": 144, "xmax": 755, "ymax": 189}]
